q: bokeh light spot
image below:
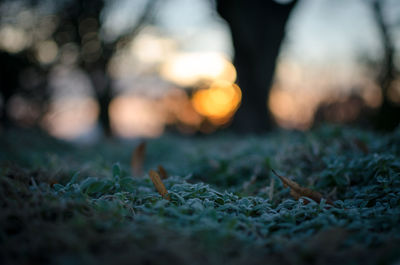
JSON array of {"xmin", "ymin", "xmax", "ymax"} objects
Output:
[
  {"xmin": 43, "ymin": 98, "xmax": 99, "ymax": 139},
  {"xmin": 161, "ymin": 52, "xmax": 236, "ymax": 87},
  {"xmin": 109, "ymin": 96, "xmax": 165, "ymax": 138},
  {"xmin": 0, "ymin": 26, "xmax": 30, "ymax": 53},
  {"xmin": 192, "ymin": 80, "xmax": 241, "ymax": 125},
  {"xmin": 36, "ymin": 40, "xmax": 58, "ymax": 64}
]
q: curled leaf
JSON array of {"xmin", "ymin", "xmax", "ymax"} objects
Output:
[
  {"xmin": 131, "ymin": 141, "xmax": 146, "ymax": 177},
  {"xmin": 353, "ymin": 138, "xmax": 369, "ymax": 154},
  {"xmin": 272, "ymin": 169, "xmax": 334, "ymax": 206},
  {"xmin": 157, "ymin": 165, "xmax": 168, "ymax": 179},
  {"xmin": 149, "ymin": 170, "xmax": 170, "ymax": 200}
]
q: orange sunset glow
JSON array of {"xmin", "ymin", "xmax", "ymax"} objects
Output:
[
  {"xmin": 159, "ymin": 51, "xmax": 241, "ymax": 126},
  {"xmin": 268, "ymin": 60, "xmax": 384, "ymax": 130},
  {"xmin": 192, "ymin": 80, "xmax": 242, "ymax": 125}
]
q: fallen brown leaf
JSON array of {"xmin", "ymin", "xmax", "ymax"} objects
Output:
[
  {"xmin": 353, "ymin": 138, "xmax": 369, "ymax": 154},
  {"xmin": 149, "ymin": 170, "xmax": 170, "ymax": 200},
  {"xmin": 131, "ymin": 141, "xmax": 146, "ymax": 177},
  {"xmin": 272, "ymin": 169, "xmax": 334, "ymax": 206},
  {"xmin": 157, "ymin": 165, "xmax": 168, "ymax": 179}
]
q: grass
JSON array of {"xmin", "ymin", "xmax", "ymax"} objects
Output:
[{"xmin": 1, "ymin": 125, "xmax": 400, "ymax": 265}]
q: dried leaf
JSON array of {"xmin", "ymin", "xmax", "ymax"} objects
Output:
[
  {"xmin": 131, "ymin": 141, "xmax": 146, "ymax": 177},
  {"xmin": 149, "ymin": 170, "xmax": 170, "ymax": 200},
  {"xmin": 272, "ymin": 169, "xmax": 334, "ymax": 206},
  {"xmin": 157, "ymin": 165, "xmax": 168, "ymax": 179},
  {"xmin": 353, "ymin": 138, "xmax": 369, "ymax": 154}
]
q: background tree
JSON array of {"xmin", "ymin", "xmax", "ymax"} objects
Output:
[
  {"xmin": 216, "ymin": 0, "xmax": 297, "ymax": 133},
  {"xmin": 369, "ymin": 0, "xmax": 400, "ymax": 130},
  {"xmin": 53, "ymin": 0, "xmax": 159, "ymax": 136},
  {"xmin": 0, "ymin": 0, "xmax": 159, "ymax": 136},
  {"xmin": 0, "ymin": 33, "xmax": 50, "ymax": 129}
]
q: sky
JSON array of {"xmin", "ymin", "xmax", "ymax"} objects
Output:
[
  {"xmin": 285, "ymin": 0, "xmax": 382, "ymax": 64},
  {"xmin": 103, "ymin": 0, "xmax": 392, "ymax": 67}
]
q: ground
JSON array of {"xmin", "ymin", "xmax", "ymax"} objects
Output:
[{"xmin": 1, "ymin": 125, "xmax": 400, "ymax": 265}]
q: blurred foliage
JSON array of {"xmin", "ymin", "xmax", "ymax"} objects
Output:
[{"xmin": 1, "ymin": 125, "xmax": 400, "ymax": 264}]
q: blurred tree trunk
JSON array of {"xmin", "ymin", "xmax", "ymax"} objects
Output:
[
  {"xmin": 88, "ymin": 67, "xmax": 113, "ymax": 137},
  {"xmin": 67, "ymin": 0, "xmax": 114, "ymax": 137},
  {"xmin": 217, "ymin": 0, "xmax": 297, "ymax": 133},
  {"xmin": 371, "ymin": 0, "xmax": 400, "ymax": 130}
]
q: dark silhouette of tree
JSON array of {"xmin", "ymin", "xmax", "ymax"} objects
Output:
[
  {"xmin": 0, "ymin": 50, "xmax": 49, "ymax": 129},
  {"xmin": 216, "ymin": 0, "xmax": 297, "ymax": 133},
  {"xmin": 370, "ymin": 0, "xmax": 400, "ymax": 130},
  {"xmin": 0, "ymin": 51, "xmax": 26, "ymax": 127}
]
